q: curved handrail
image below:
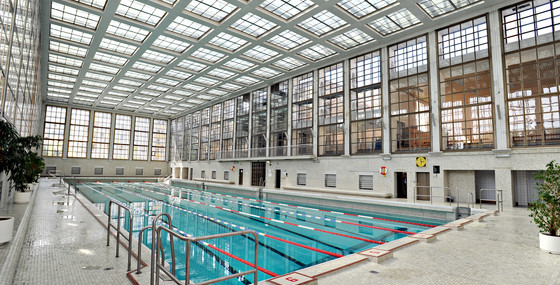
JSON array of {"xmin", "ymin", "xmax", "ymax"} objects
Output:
[
  {"xmin": 106, "ymin": 201, "xmax": 133, "ymax": 271},
  {"xmin": 150, "ymin": 213, "xmax": 175, "ymax": 285}
]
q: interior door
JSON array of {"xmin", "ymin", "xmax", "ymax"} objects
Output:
[{"xmin": 416, "ymin": 172, "xmax": 430, "ymax": 200}]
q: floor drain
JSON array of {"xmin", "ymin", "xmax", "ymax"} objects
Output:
[
  {"xmin": 56, "ymin": 209, "xmax": 67, "ymax": 213},
  {"xmin": 104, "ymin": 267, "xmax": 113, "ymax": 271},
  {"xmin": 370, "ymin": 270, "xmax": 379, "ymax": 274}
]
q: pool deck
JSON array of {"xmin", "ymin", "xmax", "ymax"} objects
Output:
[{"xmin": 0, "ymin": 178, "xmax": 559, "ymax": 284}]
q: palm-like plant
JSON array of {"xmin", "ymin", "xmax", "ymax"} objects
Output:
[{"xmin": 529, "ymin": 160, "xmax": 560, "ymax": 237}]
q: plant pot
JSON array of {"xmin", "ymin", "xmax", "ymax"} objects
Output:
[
  {"xmin": 539, "ymin": 232, "xmax": 560, "ymax": 254},
  {"xmin": 0, "ymin": 216, "xmax": 14, "ymax": 244},
  {"xmin": 13, "ymin": 191, "xmax": 32, "ymax": 204}
]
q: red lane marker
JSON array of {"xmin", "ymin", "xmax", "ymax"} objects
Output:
[
  {"xmin": 319, "ymin": 209, "xmax": 331, "ymax": 212},
  {"xmin": 284, "ymin": 222, "xmax": 298, "ymax": 227},
  {"xmin": 288, "ymin": 205, "xmax": 297, "ymax": 207},
  {"xmin": 313, "ymin": 229, "xmax": 384, "ymax": 244},
  {"xmin": 205, "ymin": 244, "xmax": 278, "ymax": 277},
  {"xmin": 340, "ymin": 220, "xmax": 415, "ymax": 235},
  {"xmin": 263, "ymin": 234, "xmax": 343, "ymax": 258},
  {"xmin": 344, "ymin": 213, "xmax": 358, "ymax": 217},
  {"xmin": 262, "ymin": 217, "xmax": 271, "ymax": 221}
]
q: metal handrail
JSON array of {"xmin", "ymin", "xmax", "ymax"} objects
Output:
[
  {"xmin": 150, "ymin": 213, "xmax": 175, "ymax": 285},
  {"xmin": 413, "ymin": 186, "xmax": 453, "ymax": 205},
  {"xmin": 467, "ymin": 193, "xmax": 475, "ymax": 209},
  {"xmin": 479, "ymin": 188, "xmax": 503, "ymax": 213},
  {"xmin": 106, "ymin": 201, "xmax": 134, "ymax": 271},
  {"xmin": 155, "ymin": 228, "xmax": 259, "ymax": 285}
]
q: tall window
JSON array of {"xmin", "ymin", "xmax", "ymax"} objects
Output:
[
  {"xmin": 200, "ymin": 108, "xmax": 210, "ymax": 160},
  {"xmin": 68, "ymin": 109, "xmax": 90, "ymax": 158},
  {"xmin": 503, "ymin": 1, "xmax": 560, "ymax": 146},
  {"xmin": 151, "ymin": 119, "xmax": 167, "ymax": 161},
  {"xmin": 318, "ymin": 63, "xmax": 344, "ymax": 156},
  {"xmin": 252, "ymin": 88, "xmax": 267, "ymax": 157},
  {"xmin": 191, "ymin": 111, "xmax": 200, "ymax": 160},
  {"xmin": 133, "ymin": 117, "xmax": 150, "ymax": 160},
  {"xmin": 292, "ymin": 73, "xmax": 313, "ymax": 155},
  {"xmin": 439, "ymin": 17, "xmax": 493, "ymax": 150},
  {"xmin": 171, "ymin": 117, "xmax": 184, "ymax": 161},
  {"xmin": 210, "ymin": 104, "xmax": 221, "ymax": 160},
  {"xmin": 113, "ymin": 114, "xmax": 131, "ymax": 160},
  {"xmin": 183, "ymin": 115, "xmax": 191, "ymax": 161},
  {"xmin": 222, "ymin": 99, "xmax": 235, "ymax": 159},
  {"xmin": 91, "ymin": 111, "xmax": 112, "ymax": 159},
  {"xmin": 236, "ymin": 94, "xmax": 249, "ymax": 158},
  {"xmin": 350, "ymin": 51, "xmax": 383, "ymax": 154},
  {"xmin": 270, "ymin": 80, "xmax": 289, "ymax": 157},
  {"xmin": 389, "ymin": 36, "xmax": 431, "ymax": 152},
  {"xmin": 42, "ymin": 106, "xmax": 66, "ymax": 157}
]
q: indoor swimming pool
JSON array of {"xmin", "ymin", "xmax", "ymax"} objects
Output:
[{"xmin": 76, "ymin": 181, "xmax": 447, "ymax": 284}]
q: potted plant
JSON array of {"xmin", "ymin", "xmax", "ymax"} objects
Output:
[
  {"xmin": 529, "ymin": 160, "xmax": 560, "ymax": 254},
  {"xmin": 0, "ymin": 120, "xmax": 18, "ymax": 242}
]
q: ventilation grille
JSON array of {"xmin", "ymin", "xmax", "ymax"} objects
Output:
[
  {"xmin": 224, "ymin": 171, "xmax": 229, "ymax": 181},
  {"xmin": 359, "ymin": 175, "xmax": 374, "ymax": 190},
  {"xmin": 136, "ymin": 168, "xmax": 143, "ymax": 175},
  {"xmin": 201, "ymin": 170, "xmax": 206, "ymax": 179},
  {"xmin": 116, "ymin": 167, "xmax": 124, "ymax": 175},
  {"xmin": 46, "ymin": 166, "xmax": 57, "ymax": 174},
  {"xmin": 211, "ymin": 171, "xmax": 216, "ymax": 179},
  {"xmin": 71, "ymin": 167, "xmax": 81, "ymax": 175},
  {"xmin": 94, "ymin": 167, "xmax": 103, "ymax": 175},
  {"xmin": 154, "ymin": 168, "xmax": 162, "ymax": 176},
  {"xmin": 297, "ymin": 173, "xmax": 306, "ymax": 186},
  {"xmin": 325, "ymin": 174, "xmax": 336, "ymax": 188}
]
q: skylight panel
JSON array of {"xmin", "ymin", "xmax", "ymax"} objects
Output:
[
  {"xmin": 267, "ymin": 30, "xmax": 309, "ymax": 50},
  {"xmin": 183, "ymin": 84, "xmax": 206, "ymax": 92},
  {"xmin": 116, "ymin": 0, "xmax": 166, "ymax": 26},
  {"xmin": 298, "ymin": 10, "xmax": 347, "ymax": 36},
  {"xmin": 51, "ymin": 2, "xmax": 101, "ymax": 29},
  {"xmin": 165, "ymin": 94, "xmax": 183, "ymax": 100},
  {"xmin": 160, "ymin": 0, "xmax": 178, "ymax": 5},
  {"xmin": 99, "ymin": 38, "xmax": 138, "ymax": 55},
  {"xmin": 251, "ymin": 67, "xmax": 282, "ymax": 79},
  {"xmin": 191, "ymin": 48, "xmax": 226, "ymax": 63},
  {"xmin": 79, "ymin": 85, "xmax": 103, "ymax": 93},
  {"xmin": 297, "ymin": 44, "xmax": 336, "ymax": 61},
  {"xmin": 49, "ymin": 54, "xmax": 83, "ymax": 67},
  {"xmin": 48, "ymin": 86, "xmax": 72, "ymax": 94},
  {"xmin": 188, "ymin": 98, "xmax": 206, "ymax": 104},
  {"xmin": 152, "ymin": 35, "xmax": 191, "ymax": 53},
  {"xmin": 73, "ymin": 0, "xmax": 107, "ymax": 9},
  {"xmin": 48, "ymin": 81, "xmax": 74, "ymax": 89},
  {"xmin": 139, "ymin": 90, "xmax": 160, "ymax": 97},
  {"xmin": 173, "ymin": 89, "xmax": 193, "ymax": 96},
  {"xmin": 197, "ymin": 94, "xmax": 216, "ymax": 100},
  {"xmin": 93, "ymin": 51, "xmax": 128, "ymax": 65},
  {"xmin": 208, "ymin": 32, "xmax": 248, "ymax": 52},
  {"xmin": 48, "ymin": 73, "xmax": 77, "ymax": 83},
  {"xmin": 230, "ymin": 13, "xmax": 277, "ymax": 37},
  {"xmin": 194, "ymin": 76, "xmax": 220, "ymax": 86},
  {"xmin": 165, "ymin": 69, "xmax": 192, "ymax": 80},
  {"xmin": 113, "ymin": 85, "xmax": 136, "ymax": 93},
  {"xmin": 222, "ymin": 58, "xmax": 256, "ymax": 71},
  {"xmin": 106, "ymin": 20, "xmax": 150, "ymax": 42},
  {"xmin": 156, "ymin": 78, "xmax": 180, "ymax": 86},
  {"xmin": 85, "ymin": 72, "xmax": 113, "ymax": 82},
  {"xmin": 141, "ymin": 49, "xmax": 176, "ymax": 64},
  {"xmin": 178, "ymin": 102, "xmax": 194, "ymax": 108},
  {"xmin": 76, "ymin": 92, "xmax": 99, "ymax": 98},
  {"xmin": 49, "ymin": 64, "xmax": 79, "ymax": 75},
  {"xmin": 132, "ymin": 61, "xmax": 162, "ymax": 73},
  {"xmin": 368, "ymin": 8, "xmax": 420, "ymax": 36},
  {"xmin": 147, "ymin": 85, "xmax": 170, "ymax": 92},
  {"xmin": 260, "ymin": 0, "xmax": 314, "ymax": 20},
  {"xmin": 82, "ymin": 80, "xmax": 108, "ymax": 88},
  {"xmin": 167, "ymin": 16, "xmax": 211, "ymax": 40},
  {"xmin": 272, "ymin": 57, "xmax": 306, "ymax": 70},
  {"xmin": 329, "ymin": 28, "xmax": 374, "ymax": 49},
  {"xmin": 185, "ymin": 0, "xmax": 237, "ymax": 22},
  {"xmin": 220, "ymin": 83, "xmax": 242, "ymax": 91},
  {"xmin": 50, "ymin": 41, "xmax": 88, "ymax": 57},
  {"xmin": 243, "ymin": 45, "xmax": 279, "ymax": 62},
  {"xmin": 177, "ymin": 59, "xmax": 208, "ymax": 72},
  {"xmin": 118, "ymin": 78, "xmax": 143, "ymax": 87},
  {"xmin": 418, "ymin": 0, "xmax": 482, "ymax": 18},
  {"xmin": 99, "ymin": 100, "xmax": 119, "ymax": 105},
  {"xmin": 104, "ymin": 96, "xmax": 123, "ymax": 102},
  {"xmin": 50, "ymin": 24, "xmax": 93, "ymax": 45},
  {"xmin": 90, "ymin": 62, "xmax": 120, "ymax": 74},
  {"xmin": 207, "ymin": 68, "xmax": 236, "ymax": 79},
  {"xmin": 108, "ymin": 91, "xmax": 129, "ymax": 97},
  {"xmin": 207, "ymin": 89, "xmax": 228, "ymax": 96},
  {"xmin": 124, "ymin": 70, "xmax": 153, "ymax": 81},
  {"xmin": 337, "ymin": 0, "xmax": 396, "ymax": 19},
  {"xmin": 234, "ymin": 75, "xmax": 261, "ymax": 85}
]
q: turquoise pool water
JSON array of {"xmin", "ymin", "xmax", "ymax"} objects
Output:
[{"xmin": 77, "ymin": 181, "xmax": 446, "ymax": 284}]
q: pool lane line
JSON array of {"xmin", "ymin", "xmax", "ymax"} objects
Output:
[
  {"xmin": 150, "ymin": 182, "xmax": 438, "ymax": 228},
  {"xmin": 120, "ymin": 183, "xmax": 385, "ymax": 245},
  {"xmin": 147, "ymin": 184, "xmax": 417, "ymax": 235},
  {"xmin": 79, "ymin": 183, "xmax": 276, "ymax": 281},
  {"xmin": 103, "ymin": 182, "xmax": 346, "ymax": 258}
]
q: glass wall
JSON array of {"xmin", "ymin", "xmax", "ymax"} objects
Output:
[
  {"xmin": 91, "ymin": 111, "xmax": 112, "ymax": 159},
  {"xmin": 133, "ymin": 117, "xmax": 150, "ymax": 161},
  {"xmin": 235, "ymin": 94, "xmax": 249, "ymax": 158},
  {"xmin": 68, "ymin": 109, "xmax": 90, "ymax": 158},
  {"xmin": 292, "ymin": 73, "xmax": 313, "ymax": 156},
  {"xmin": 113, "ymin": 114, "xmax": 131, "ymax": 160},
  {"xmin": 42, "ymin": 106, "xmax": 66, "ymax": 157},
  {"xmin": 270, "ymin": 80, "xmax": 288, "ymax": 156},
  {"xmin": 318, "ymin": 63, "xmax": 345, "ymax": 156},
  {"xmin": 251, "ymin": 88, "xmax": 267, "ymax": 157}
]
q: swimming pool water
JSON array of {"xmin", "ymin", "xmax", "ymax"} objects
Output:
[{"xmin": 77, "ymin": 181, "xmax": 446, "ymax": 284}]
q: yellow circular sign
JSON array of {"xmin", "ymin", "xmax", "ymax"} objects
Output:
[{"xmin": 416, "ymin": 156, "xmax": 427, "ymax": 167}]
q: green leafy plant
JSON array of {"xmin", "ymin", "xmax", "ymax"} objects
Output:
[
  {"xmin": 529, "ymin": 160, "xmax": 560, "ymax": 237},
  {"xmin": 0, "ymin": 119, "xmax": 44, "ymax": 192}
]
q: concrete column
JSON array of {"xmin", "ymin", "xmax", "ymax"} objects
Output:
[
  {"xmin": 495, "ymin": 168, "xmax": 513, "ymax": 208},
  {"xmin": 248, "ymin": 92, "xmax": 253, "ymax": 158},
  {"xmin": 489, "ymin": 10, "xmax": 509, "ymax": 153},
  {"xmin": 312, "ymin": 69, "xmax": 319, "ymax": 157},
  {"xmin": 108, "ymin": 112, "xmax": 116, "ymax": 160},
  {"xmin": 62, "ymin": 106, "xmax": 71, "ymax": 159},
  {"xmin": 381, "ymin": 47, "xmax": 391, "ymax": 158},
  {"xmin": 343, "ymin": 59, "xmax": 351, "ymax": 156},
  {"xmin": 428, "ymin": 31, "xmax": 441, "ymax": 153},
  {"xmin": 266, "ymin": 85, "xmax": 271, "ymax": 157},
  {"xmin": 287, "ymin": 78, "xmax": 293, "ymax": 156}
]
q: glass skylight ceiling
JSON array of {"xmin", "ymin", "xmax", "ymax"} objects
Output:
[{"xmin": 43, "ymin": 0, "xmax": 489, "ymax": 117}]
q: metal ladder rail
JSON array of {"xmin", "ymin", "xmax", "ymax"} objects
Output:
[
  {"xmin": 467, "ymin": 193, "xmax": 475, "ymax": 209},
  {"xmin": 106, "ymin": 201, "xmax": 134, "ymax": 271},
  {"xmin": 155, "ymin": 228, "xmax": 259, "ymax": 285},
  {"xmin": 414, "ymin": 186, "xmax": 453, "ymax": 205},
  {"xmin": 146, "ymin": 213, "xmax": 176, "ymax": 285},
  {"xmin": 479, "ymin": 189, "xmax": 503, "ymax": 213}
]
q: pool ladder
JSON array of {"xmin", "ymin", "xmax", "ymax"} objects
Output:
[{"xmin": 136, "ymin": 214, "xmax": 260, "ymax": 285}]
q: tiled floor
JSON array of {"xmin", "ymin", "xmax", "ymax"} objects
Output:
[{"xmin": 2, "ymin": 178, "xmax": 559, "ymax": 284}]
